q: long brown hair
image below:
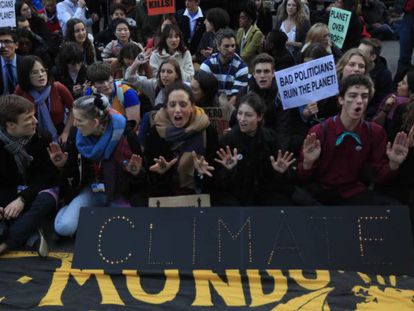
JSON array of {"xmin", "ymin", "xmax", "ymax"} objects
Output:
[{"xmin": 276, "ymin": 0, "xmax": 308, "ymax": 36}]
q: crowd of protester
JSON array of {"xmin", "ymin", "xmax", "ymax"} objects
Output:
[{"xmin": 0, "ymin": 0, "xmax": 414, "ymax": 257}]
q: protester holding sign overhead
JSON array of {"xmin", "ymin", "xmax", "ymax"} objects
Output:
[
  {"xmin": 297, "ymin": 74, "xmax": 409, "ymax": 205},
  {"xmin": 214, "ymin": 93, "xmax": 295, "ymax": 206}
]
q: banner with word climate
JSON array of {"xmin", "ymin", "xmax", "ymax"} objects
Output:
[{"xmin": 275, "ymin": 55, "xmax": 338, "ymax": 110}]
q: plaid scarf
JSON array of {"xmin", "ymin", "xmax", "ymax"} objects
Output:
[{"xmin": 0, "ymin": 127, "xmax": 33, "ymax": 181}]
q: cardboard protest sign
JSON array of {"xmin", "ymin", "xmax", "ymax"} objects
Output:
[
  {"xmin": 146, "ymin": 0, "xmax": 175, "ymax": 16},
  {"xmin": 0, "ymin": 0, "xmax": 16, "ymax": 28},
  {"xmin": 149, "ymin": 194, "xmax": 211, "ymax": 208},
  {"xmin": 328, "ymin": 7, "xmax": 352, "ymax": 49},
  {"xmin": 275, "ymin": 55, "xmax": 338, "ymax": 110},
  {"xmin": 203, "ymin": 107, "xmax": 231, "ymax": 136}
]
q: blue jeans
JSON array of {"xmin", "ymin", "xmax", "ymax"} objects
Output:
[
  {"xmin": 395, "ymin": 13, "xmax": 414, "ymax": 84},
  {"xmin": 54, "ymin": 187, "xmax": 108, "ymax": 236}
]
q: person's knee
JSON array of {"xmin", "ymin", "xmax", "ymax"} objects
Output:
[{"xmin": 54, "ymin": 212, "xmax": 77, "ymax": 236}]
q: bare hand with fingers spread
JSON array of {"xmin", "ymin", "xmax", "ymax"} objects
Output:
[
  {"xmin": 150, "ymin": 156, "xmax": 178, "ymax": 174},
  {"xmin": 387, "ymin": 131, "xmax": 409, "ymax": 170},
  {"xmin": 124, "ymin": 154, "xmax": 143, "ymax": 176},
  {"xmin": 47, "ymin": 142, "xmax": 68, "ymax": 168},
  {"xmin": 214, "ymin": 146, "xmax": 238, "ymax": 170},
  {"xmin": 270, "ymin": 150, "xmax": 296, "ymax": 173},
  {"xmin": 302, "ymin": 133, "xmax": 321, "ymax": 170},
  {"xmin": 192, "ymin": 151, "xmax": 214, "ymax": 177}
]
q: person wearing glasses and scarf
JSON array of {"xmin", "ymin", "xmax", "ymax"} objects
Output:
[{"xmin": 14, "ymin": 55, "xmax": 74, "ymax": 144}]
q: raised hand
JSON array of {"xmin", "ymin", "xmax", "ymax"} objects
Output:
[
  {"xmin": 124, "ymin": 154, "xmax": 143, "ymax": 176},
  {"xmin": 192, "ymin": 151, "xmax": 215, "ymax": 177},
  {"xmin": 47, "ymin": 142, "xmax": 68, "ymax": 168},
  {"xmin": 149, "ymin": 156, "xmax": 178, "ymax": 175},
  {"xmin": 270, "ymin": 150, "xmax": 296, "ymax": 173},
  {"xmin": 303, "ymin": 102, "xmax": 319, "ymax": 119},
  {"xmin": 214, "ymin": 146, "xmax": 238, "ymax": 170},
  {"xmin": 302, "ymin": 133, "xmax": 321, "ymax": 169},
  {"xmin": 387, "ymin": 131, "xmax": 409, "ymax": 170}
]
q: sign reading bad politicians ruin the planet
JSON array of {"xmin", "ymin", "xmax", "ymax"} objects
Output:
[
  {"xmin": 0, "ymin": 0, "xmax": 16, "ymax": 28},
  {"xmin": 146, "ymin": 0, "xmax": 175, "ymax": 16},
  {"xmin": 275, "ymin": 55, "xmax": 338, "ymax": 110},
  {"xmin": 73, "ymin": 205, "xmax": 414, "ymax": 275},
  {"xmin": 328, "ymin": 7, "xmax": 352, "ymax": 49}
]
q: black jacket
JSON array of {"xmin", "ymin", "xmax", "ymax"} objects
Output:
[
  {"xmin": 234, "ymin": 78, "xmax": 291, "ymax": 150},
  {"xmin": 215, "ymin": 125, "xmax": 295, "ymax": 205},
  {"xmin": 60, "ymin": 122, "xmax": 144, "ymax": 203},
  {"xmin": 0, "ymin": 129, "xmax": 59, "ymax": 207},
  {"xmin": 175, "ymin": 9, "xmax": 206, "ymax": 55}
]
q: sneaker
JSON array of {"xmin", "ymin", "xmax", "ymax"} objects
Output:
[{"xmin": 35, "ymin": 228, "xmax": 49, "ymax": 258}]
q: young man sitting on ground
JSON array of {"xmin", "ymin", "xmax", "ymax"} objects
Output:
[{"xmin": 297, "ymin": 74, "xmax": 410, "ymax": 205}]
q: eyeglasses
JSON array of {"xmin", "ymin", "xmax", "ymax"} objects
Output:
[
  {"xmin": 30, "ymin": 68, "xmax": 47, "ymax": 76},
  {"xmin": 0, "ymin": 40, "xmax": 15, "ymax": 46}
]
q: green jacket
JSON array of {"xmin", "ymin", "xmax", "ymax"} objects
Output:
[{"xmin": 236, "ymin": 23, "xmax": 264, "ymax": 68}]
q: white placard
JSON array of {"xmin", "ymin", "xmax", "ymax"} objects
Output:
[
  {"xmin": 275, "ymin": 55, "xmax": 339, "ymax": 110},
  {"xmin": 0, "ymin": 0, "xmax": 15, "ymax": 28}
]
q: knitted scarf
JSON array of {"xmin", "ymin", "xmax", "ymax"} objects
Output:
[
  {"xmin": 0, "ymin": 127, "xmax": 33, "ymax": 181},
  {"xmin": 76, "ymin": 112, "xmax": 126, "ymax": 161},
  {"xmin": 154, "ymin": 106, "xmax": 209, "ymax": 189}
]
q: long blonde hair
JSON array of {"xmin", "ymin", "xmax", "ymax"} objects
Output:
[
  {"xmin": 276, "ymin": 0, "xmax": 308, "ymax": 35},
  {"xmin": 336, "ymin": 48, "xmax": 370, "ymax": 81}
]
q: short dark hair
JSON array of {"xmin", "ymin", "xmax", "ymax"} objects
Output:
[
  {"xmin": 164, "ymin": 82, "xmax": 195, "ymax": 108},
  {"xmin": 118, "ymin": 42, "xmax": 141, "ymax": 66},
  {"xmin": 193, "ymin": 71, "xmax": 219, "ymax": 105},
  {"xmin": 87, "ymin": 61, "xmax": 112, "ymax": 82},
  {"xmin": 239, "ymin": 92, "xmax": 267, "ymax": 116},
  {"xmin": 252, "ymin": 53, "xmax": 275, "ymax": 70},
  {"xmin": 215, "ymin": 27, "xmax": 236, "ymax": 47},
  {"xmin": 111, "ymin": 18, "xmax": 130, "ymax": 35},
  {"xmin": 0, "ymin": 95, "xmax": 34, "ymax": 127},
  {"xmin": 302, "ymin": 43, "xmax": 330, "ymax": 61},
  {"xmin": 156, "ymin": 58, "xmax": 183, "ymax": 87},
  {"xmin": 360, "ymin": 37, "xmax": 382, "ymax": 58},
  {"xmin": 58, "ymin": 42, "xmax": 84, "ymax": 67},
  {"xmin": 157, "ymin": 24, "xmax": 186, "ymax": 54},
  {"xmin": 0, "ymin": 27, "xmax": 17, "ymax": 42},
  {"xmin": 18, "ymin": 55, "xmax": 52, "ymax": 92},
  {"xmin": 240, "ymin": 0, "xmax": 257, "ymax": 23},
  {"xmin": 205, "ymin": 8, "xmax": 230, "ymax": 31},
  {"xmin": 339, "ymin": 74, "xmax": 375, "ymax": 99},
  {"xmin": 109, "ymin": 3, "xmax": 126, "ymax": 16}
]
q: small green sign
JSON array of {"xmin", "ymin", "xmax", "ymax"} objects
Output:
[{"xmin": 328, "ymin": 7, "xmax": 352, "ymax": 49}]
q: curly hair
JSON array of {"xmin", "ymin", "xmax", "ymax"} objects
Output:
[
  {"xmin": 64, "ymin": 18, "xmax": 95, "ymax": 65},
  {"xmin": 276, "ymin": 0, "xmax": 308, "ymax": 36}
]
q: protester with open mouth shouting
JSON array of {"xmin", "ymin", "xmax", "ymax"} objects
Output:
[{"xmin": 297, "ymin": 74, "xmax": 410, "ymax": 205}]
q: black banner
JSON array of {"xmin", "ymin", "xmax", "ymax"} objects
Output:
[{"xmin": 73, "ymin": 206, "xmax": 414, "ymax": 275}]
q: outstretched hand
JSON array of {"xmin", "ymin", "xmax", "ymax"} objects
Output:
[
  {"xmin": 124, "ymin": 154, "xmax": 143, "ymax": 176},
  {"xmin": 302, "ymin": 133, "xmax": 321, "ymax": 169},
  {"xmin": 214, "ymin": 146, "xmax": 238, "ymax": 170},
  {"xmin": 47, "ymin": 142, "xmax": 68, "ymax": 168},
  {"xmin": 149, "ymin": 156, "xmax": 178, "ymax": 175},
  {"xmin": 387, "ymin": 131, "xmax": 409, "ymax": 170},
  {"xmin": 270, "ymin": 150, "xmax": 296, "ymax": 173},
  {"xmin": 192, "ymin": 151, "xmax": 214, "ymax": 177}
]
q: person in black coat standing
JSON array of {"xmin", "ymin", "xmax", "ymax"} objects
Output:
[{"xmin": 175, "ymin": 0, "xmax": 206, "ymax": 55}]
